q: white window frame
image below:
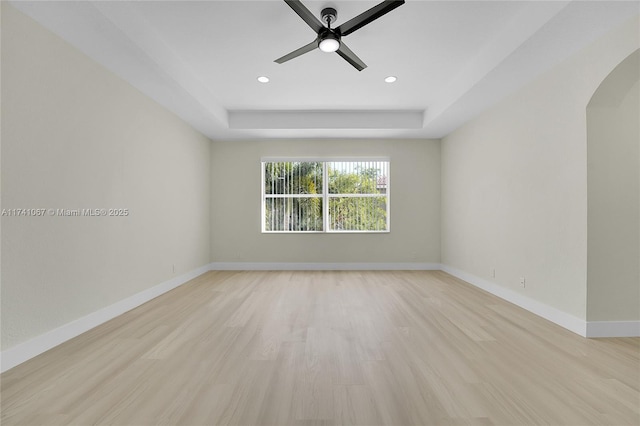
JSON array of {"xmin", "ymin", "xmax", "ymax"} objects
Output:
[{"xmin": 261, "ymin": 157, "xmax": 390, "ymax": 234}]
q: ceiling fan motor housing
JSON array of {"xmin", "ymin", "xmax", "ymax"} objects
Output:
[{"xmin": 319, "ymin": 7, "xmax": 340, "ymax": 51}]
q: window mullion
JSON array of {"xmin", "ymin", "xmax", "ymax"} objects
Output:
[
  {"xmin": 323, "ymin": 161, "xmax": 329, "ymax": 232},
  {"xmin": 261, "ymin": 161, "xmax": 265, "ymax": 232}
]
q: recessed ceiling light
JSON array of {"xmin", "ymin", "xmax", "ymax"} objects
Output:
[
  {"xmin": 257, "ymin": 76, "xmax": 270, "ymax": 83},
  {"xmin": 384, "ymin": 76, "xmax": 397, "ymax": 83}
]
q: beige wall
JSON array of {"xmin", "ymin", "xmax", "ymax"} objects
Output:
[
  {"xmin": 441, "ymin": 16, "xmax": 639, "ymax": 320},
  {"xmin": 210, "ymin": 139, "xmax": 440, "ymax": 264},
  {"xmin": 587, "ymin": 50, "xmax": 639, "ymax": 321},
  {"xmin": 1, "ymin": 4, "xmax": 211, "ymax": 350}
]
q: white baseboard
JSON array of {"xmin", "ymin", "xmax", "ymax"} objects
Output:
[
  {"xmin": 209, "ymin": 262, "xmax": 441, "ymax": 271},
  {"xmin": 586, "ymin": 321, "xmax": 640, "ymax": 337},
  {"xmin": 0, "ymin": 264, "xmax": 211, "ymax": 373},
  {"xmin": 440, "ymin": 264, "xmax": 588, "ymax": 337}
]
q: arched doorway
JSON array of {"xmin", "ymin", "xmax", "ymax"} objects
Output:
[{"xmin": 586, "ymin": 49, "xmax": 639, "ymax": 329}]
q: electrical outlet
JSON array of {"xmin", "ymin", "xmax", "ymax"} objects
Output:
[
  {"xmin": 492, "ymin": 268, "xmax": 496, "ymax": 278},
  {"xmin": 520, "ymin": 277, "xmax": 526, "ymax": 287}
]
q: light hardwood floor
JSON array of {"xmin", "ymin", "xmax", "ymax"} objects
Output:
[{"xmin": 1, "ymin": 270, "xmax": 639, "ymax": 425}]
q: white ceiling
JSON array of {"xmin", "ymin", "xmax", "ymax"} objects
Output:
[{"xmin": 10, "ymin": 0, "xmax": 640, "ymax": 140}]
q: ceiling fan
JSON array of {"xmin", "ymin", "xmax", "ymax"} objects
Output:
[{"xmin": 275, "ymin": 0, "xmax": 405, "ymax": 71}]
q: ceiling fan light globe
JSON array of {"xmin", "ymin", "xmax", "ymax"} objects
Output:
[{"xmin": 319, "ymin": 38, "xmax": 340, "ymax": 53}]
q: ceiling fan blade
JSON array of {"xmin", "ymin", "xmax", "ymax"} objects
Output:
[
  {"xmin": 284, "ymin": 0, "xmax": 324, "ymax": 34},
  {"xmin": 336, "ymin": 0, "xmax": 405, "ymax": 37},
  {"xmin": 336, "ymin": 41, "xmax": 367, "ymax": 71},
  {"xmin": 275, "ymin": 39, "xmax": 319, "ymax": 64}
]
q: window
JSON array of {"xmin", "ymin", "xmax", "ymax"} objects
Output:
[{"xmin": 262, "ymin": 159, "xmax": 389, "ymax": 233}]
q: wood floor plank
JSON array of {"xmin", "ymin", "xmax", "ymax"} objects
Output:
[
  {"xmin": 1, "ymin": 270, "xmax": 638, "ymax": 425},
  {"xmin": 332, "ymin": 384, "xmax": 382, "ymax": 426}
]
